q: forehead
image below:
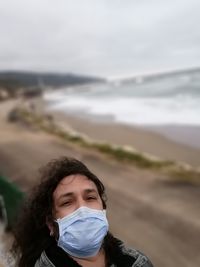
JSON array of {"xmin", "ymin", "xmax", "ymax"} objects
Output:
[{"xmin": 53, "ymin": 174, "xmax": 98, "ymax": 200}]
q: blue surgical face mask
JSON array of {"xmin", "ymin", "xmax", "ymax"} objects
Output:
[{"xmin": 55, "ymin": 206, "xmax": 109, "ymax": 258}]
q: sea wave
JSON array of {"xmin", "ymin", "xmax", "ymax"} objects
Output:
[
  {"xmin": 44, "ymin": 91, "xmax": 200, "ymax": 125},
  {"xmin": 43, "ymin": 71, "xmax": 200, "ymax": 125}
]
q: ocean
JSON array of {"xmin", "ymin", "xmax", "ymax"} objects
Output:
[{"xmin": 43, "ymin": 70, "xmax": 200, "ymax": 126}]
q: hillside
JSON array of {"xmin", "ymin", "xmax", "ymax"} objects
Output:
[{"xmin": 0, "ymin": 71, "xmax": 105, "ymax": 88}]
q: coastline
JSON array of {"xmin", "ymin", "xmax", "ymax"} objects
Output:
[{"xmin": 32, "ymin": 97, "xmax": 200, "ymax": 168}]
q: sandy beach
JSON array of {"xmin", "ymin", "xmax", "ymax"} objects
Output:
[
  {"xmin": 35, "ymin": 95, "xmax": 200, "ymax": 168},
  {"xmin": 0, "ymin": 99, "xmax": 200, "ymax": 267}
]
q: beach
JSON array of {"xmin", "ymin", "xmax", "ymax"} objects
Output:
[
  {"xmin": 28, "ymin": 94, "xmax": 200, "ymax": 168},
  {"xmin": 49, "ymin": 110, "xmax": 200, "ymax": 167},
  {"xmin": 0, "ymin": 98, "xmax": 200, "ymax": 267}
]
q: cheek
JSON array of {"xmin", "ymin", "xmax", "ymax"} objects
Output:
[
  {"xmin": 52, "ymin": 200, "xmax": 74, "ymax": 219},
  {"xmin": 91, "ymin": 199, "xmax": 104, "ymax": 210},
  {"xmin": 54, "ymin": 207, "xmax": 74, "ymax": 219}
]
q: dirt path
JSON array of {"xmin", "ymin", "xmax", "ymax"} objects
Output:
[{"xmin": 0, "ymin": 100, "xmax": 200, "ymax": 267}]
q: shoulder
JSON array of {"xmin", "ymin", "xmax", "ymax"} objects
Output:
[
  {"xmin": 119, "ymin": 243, "xmax": 154, "ymax": 267},
  {"xmin": 34, "ymin": 251, "xmax": 56, "ymax": 267}
]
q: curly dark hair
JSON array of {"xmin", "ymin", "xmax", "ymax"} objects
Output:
[{"xmin": 12, "ymin": 157, "xmax": 109, "ymax": 267}]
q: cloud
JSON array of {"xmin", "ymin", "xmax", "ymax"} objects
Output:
[{"xmin": 0, "ymin": 0, "xmax": 200, "ymax": 77}]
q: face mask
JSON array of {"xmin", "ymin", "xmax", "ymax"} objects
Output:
[{"xmin": 55, "ymin": 206, "xmax": 109, "ymax": 258}]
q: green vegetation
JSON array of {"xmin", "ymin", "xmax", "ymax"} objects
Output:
[
  {"xmin": 14, "ymin": 108, "xmax": 175, "ymax": 169},
  {"xmin": 0, "ymin": 175, "xmax": 25, "ymax": 229},
  {"xmin": 11, "ymin": 107, "xmax": 200, "ymax": 184},
  {"xmin": 91, "ymin": 143, "xmax": 174, "ymax": 168}
]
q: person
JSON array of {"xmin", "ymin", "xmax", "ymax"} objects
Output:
[{"xmin": 12, "ymin": 157, "xmax": 154, "ymax": 267}]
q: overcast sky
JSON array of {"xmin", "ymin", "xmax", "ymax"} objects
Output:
[{"xmin": 0, "ymin": 0, "xmax": 200, "ymax": 78}]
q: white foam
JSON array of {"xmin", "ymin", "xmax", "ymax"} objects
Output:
[{"xmin": 44, "ymin": 91, "xmax": 200, "ymax": 125}]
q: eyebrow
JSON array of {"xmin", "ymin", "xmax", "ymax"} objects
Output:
[
  {"xmin": 84, "ymin": 189, "xmax": 98, "ymax": 194},
  {"xmin": 57, "ymin": 188, "xmax": 98, "ymax": 201}
]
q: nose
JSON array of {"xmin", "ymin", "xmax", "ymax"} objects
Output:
[{"xmin": 76, "ymin": 197, "xmax": 87, "ymax": 210}]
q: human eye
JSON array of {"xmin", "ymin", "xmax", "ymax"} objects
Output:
[
  {"xmin": 87, "ymin": 195, "xmax": 98, "ymax": 201},
  {"xmin": 60, "ymin": 199, "xmax": 73, "ymax": 206}
]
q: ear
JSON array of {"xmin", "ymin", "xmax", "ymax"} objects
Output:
[{"xmin": 46, "ymin": 217, "xmax": 55, "ymax": 236}]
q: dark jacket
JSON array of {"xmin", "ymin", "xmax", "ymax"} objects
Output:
[{"xmin": 34, "ymin": 239, "xmax": 153, "ymax": 267}]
